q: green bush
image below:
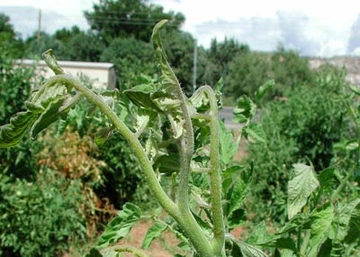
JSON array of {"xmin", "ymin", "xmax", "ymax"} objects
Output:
[
  {"xmin": 0, "ymin": 169, "xmax": 87, "ymax": 257},
  {"xmin": 245, "ymin": 67, "xmax": 351, "ymax": 222},
  {"xmin": 224, "ymin": 46, "xmax": 317, "ymax": 104},
  {"xmin": 0, "ymin": 51, "xmax": 40, "ymax": 180}
]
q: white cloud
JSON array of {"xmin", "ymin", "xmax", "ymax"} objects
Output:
[{"xmin": 1, "ymin": 0, "xmax": 360, "ymax": 57}]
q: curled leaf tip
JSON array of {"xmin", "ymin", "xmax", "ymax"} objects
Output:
[
  {"xmin": 42, "ymin": 49, "xmax": 65, "ymax": 75},
  {"xmin": 151, "ymin": 20, "xmax": 168, "ymax": 40}
]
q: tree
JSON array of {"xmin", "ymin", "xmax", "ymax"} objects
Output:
[
  {"xmin": 203, "ymin": 37, "xmax": 250, "ymax": 89},
  {"xmin": 24, "ymin": 32, "xmax": 66, "ymax": 59},
  {"xmin": 101, "ymin": 37, "xmax": 156, "ymax": 88},
  {"xmin": 225, "ymin": 51, "xmax": 271, "ymax": 101},
  {"xmin": 270, "ymin": 44, "xmax": 316, "ymax": 91},
  {"xmin": 84, "ymin": 0, "xmax": 185, "ymax": 44},
  {"xmin": 0, "ymin": 13, "xmax": 24, "ymax": 57}
]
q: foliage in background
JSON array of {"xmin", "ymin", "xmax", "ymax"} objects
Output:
[
  {"xmin": 224, "ymin": 46, "xmax": 317, "ymax": 103},
  {"xmin": 0, "ymin": 13, "xmax": 24, "ymax": 58},
  {"xmin": 84, "ymin": 0, "xmax": 185, "ymax": 45},
  {"xmin": 244, "ymin": 66, "xmax": 352, "ymax": 224},
  {"xmin": 0, "ymin": 169, "xmax": 87, "ymax": 257},
  {"xmin": 0, "ymin": 51, "xmax": 40, "ymax": 180},
  {"xmin": 100, "ymin": 37, "xmax": 156, "ymax": 88}
]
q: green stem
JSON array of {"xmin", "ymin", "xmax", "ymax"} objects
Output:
[
  {"xmin": 109, "ymin": 245, "xmax": 149, "ymax": 257},
  {"xmin": 176, "ymin": 89, "xmax": 194, "ymax": 213},
  {"xmin": 48, "ymin": 74, "xmax": 178, "ymax": 216},
  {"xmin": 331, "ymin": 163, "xmax": 356, "ymax": 201},
  {"xmin": 196, "ymin": 86, "xmax": 225, "ymax": 255}
]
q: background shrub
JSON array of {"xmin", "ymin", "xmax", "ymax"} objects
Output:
[
  {"xmin": 244, "ymin": 66, "xmax": 351, "ymax": 223},
  {"xmin": 0, "ymin": 170, "xmax": 87, "ymax": 257}
]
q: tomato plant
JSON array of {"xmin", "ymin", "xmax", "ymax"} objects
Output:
[
  {"xmin": 2, "ymin": 20, "xmax": 359, "ymax": 257},
  {"xmin": 0, "ymin": 20, "xmax": 268, "ymax": 257}
]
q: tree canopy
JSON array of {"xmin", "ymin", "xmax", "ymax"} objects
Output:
[{"xmin": 84, "ymin": 0, "xmax": 185, "ymax": 44}]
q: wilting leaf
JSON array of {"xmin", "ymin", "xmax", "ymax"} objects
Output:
[
  {"xmin": 31, "ymin": 94, "xmax": 81, "ymax": 138},
  {"xmin": 242, "ymin": 123, "xmax": 266, "ymax": 143},
  {"xmin": 0, "ymin": 111, "xmax": 38, "ymax": 148},
  {"xmin": 233, "ymin": 95, "xmax": 256, "ymax": 124},
  {"xmin": 151, "ymin": 20, "xmax": 182, "ymax": 99}
]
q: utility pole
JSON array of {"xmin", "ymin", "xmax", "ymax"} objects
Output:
[
  {"xmin": 37, "ymin": 9, "xmax": 42, "ymax": 39},
  {"xmin": 193, "ymin": 39, "xmax": 197, "ymax": 93}
]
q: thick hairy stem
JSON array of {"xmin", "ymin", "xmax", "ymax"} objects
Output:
[
  {"xmin": 177, "ymin": 94, "xmax": 195, "ymax": 212},
  {"xmin": 196, "ymin": 86, "xmax": 225, "ymax": 255}
]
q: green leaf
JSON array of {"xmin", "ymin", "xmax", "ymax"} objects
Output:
[
  {"xmin": 242, "ymin": 123, "xmax": 266, "ymax": 143},
  {"xmin": 153, "ymin": 153, "xmax": 180, "ymax": 175},
  {"xmin": 248, "ymin": 221, "xmax": 296, "ymax": 252},
  {"xmin": 219, "ymin": 120, "xmax": 238, "ymax": 165},
  {"xmin": 330, "ymin": 199, "xmax": 360, "ymax": 241},
  {"xmin": 151, "ymin": 20, "xmax": 182, "ymax": 99},
  {"xmin": 318, "ymin": 168, "xmax": 338, "ymax": 193},
  {"xmin": 141, "ymin": 222, "xmax": 167, "ymax": 249},
  {"xmin": 97, "ymin": 203, "xmax": 141, "ymax": 248},
  {"xmin": 231, "ymin": 238, "xmax": 268, "ymax": 257},
  {"xmin": 255, "ymin": 80, "xmax": 275, "ymax": 102},
  {"xmin": 307, "ymin": 203, "xmax": 334, "ymax": 256},
  {"xmin": 0, "ymin": 111, "xmax": 38, "ymax": 148},
  {"xmin": 31, "ymin": 94, "xmax": 81, "ymax": 138},
  {"xmin": 350, "ymin": 84, "xmax": 360, "ymax": 96},
  {"xmin": 123, "ymin": 83, "xmax": 161, "ymax": 111},
  {"xmin": 287, "ymin": 163, "xmax": 319, "ymax": 219},
  {"xmin": 233, "ymin": 95, "xmax": 256, "ymax": 124}
]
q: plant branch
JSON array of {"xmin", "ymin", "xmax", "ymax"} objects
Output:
[{"xmin": 196, "ymin": 86, "xmax": 225, "ymax": 255}]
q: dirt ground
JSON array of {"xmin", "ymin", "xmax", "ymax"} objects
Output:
[{"xmin": 117, "ymin": 220, "xmax": 246, "ymax": 257}]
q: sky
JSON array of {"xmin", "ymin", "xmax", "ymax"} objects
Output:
[{"xmin": 1, "ymin": 0, "xmax": 360, "ymax": 57}]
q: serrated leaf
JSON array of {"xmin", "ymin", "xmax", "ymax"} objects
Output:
[
  {"xmin": 248, "ymin": 221, "xmax": 296, "ymax": 252},
  {"xmin": 233, "ymin": 95, "xmax": 256, "ymax": 124},
  {"xmin": 0, "ymin": 111, "xmax": 39, "ymax": 148},
  {"xmin": 242, "ymin": 123, "xmax": 266, "ymax": 143},
  {"xmin": 287, "ymin": 164, "xmax": 319, "ymax": 219},
  {"xmin": 97, "ymin": 203, "xmax": 141, "ymax": 248},
  {"xmin": 255, "ymin": 80, "xmax": 275, "ymax": 102},
  {"xmin": 219, "ymin": 120, "xmax": 238, "ymax": 165},
  {"xmin": 307, "ymin": 203, "xmax": 334, "ymax": 256},
  {"xmin": 330, "ymin": 199, "xmax": 360, "ymax": 241},
  {"xmin": 141, "ymin": 222, "xmax": 167, "ymax": 249}
]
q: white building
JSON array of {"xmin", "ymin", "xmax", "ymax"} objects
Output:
[{"xmin": 16, "ymin": 59, "xmax": 117, "ymax": 90}]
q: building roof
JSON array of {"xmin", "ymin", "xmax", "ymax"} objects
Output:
[{"xmin": 16, "ymin": 59, "xmax": 114, "ymax": 69}]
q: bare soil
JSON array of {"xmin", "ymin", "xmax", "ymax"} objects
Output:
[{"xmin": 116, "ymin": 221, "xmax": 246, "ymax": 256}]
